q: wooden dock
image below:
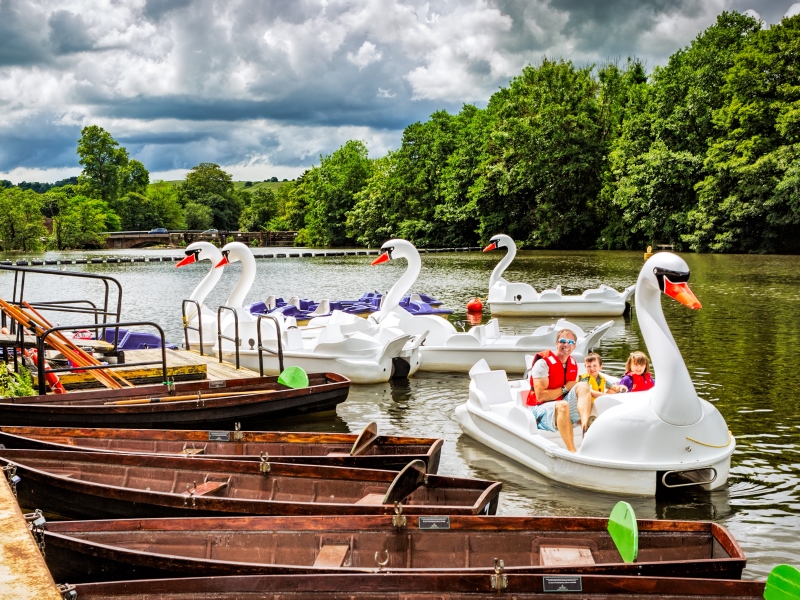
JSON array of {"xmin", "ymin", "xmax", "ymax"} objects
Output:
[
  {"xmin": 0, "ymin": 475, "xmax": 61, "ymax": 599},
  {"xmin": 44, "ymin": 348, "xmax": 262, "ymax": 390}
]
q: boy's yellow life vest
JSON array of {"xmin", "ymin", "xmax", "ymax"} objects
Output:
[{"xmin": 579, "ymin": 372, "xmax": 608, "ymax": 393}]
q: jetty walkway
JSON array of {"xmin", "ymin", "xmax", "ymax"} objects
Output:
[{"xmin": 1, "ymin": 247, "xmax": 483, "ymax": 267}]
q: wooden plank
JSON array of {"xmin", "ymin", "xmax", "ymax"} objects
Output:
[
  {"xmin": 188, "ymin": 481, "xmax": 228, "ymax": 496},
  {"xmin": 0, "ymin": 476, "xmax": 62, "ymax": 599},
  {"xmin": 51, "ymin": 363, "xmax": 206, "ymax": 388},
  {"xmin": 540, "ymin": 546, "xmax": 595, "ymax": 566},
  {"xmin": 355, "ymin": 493, "xmax": 386, "ymax": 505},
  {"xmin": 128, "ymin": 349, "xmax": 262, "ymax": 381},
  {"xmin": 313, "ymin": 544, "xmax": 350, "ymax": 568}
]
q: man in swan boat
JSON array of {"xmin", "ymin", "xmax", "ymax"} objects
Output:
[{"xmin": 527, "ymin": 329, "xmax": 593, "ymax": 452}]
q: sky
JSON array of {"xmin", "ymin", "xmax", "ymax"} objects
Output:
[{"xmin": 1, "ymin": 0, "xmax": 798, "ymax": 185}]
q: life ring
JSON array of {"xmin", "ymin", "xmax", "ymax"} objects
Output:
[
  {"xmin": 72, "ymin": 329, "xmax": 93, "ymax": 340},
  {"xmin": 24, "ymin": 349, "xmax": 66, "ymax": 394}
]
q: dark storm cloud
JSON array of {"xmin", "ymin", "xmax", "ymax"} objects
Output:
[
  {"xmin": 0, "ymin": 1, "xmax": 49, "ymax": 66},
  {"xmin": 0, "ymin": 118, "xmax": 80, "ymax": 170},
  {"xmin": 48, "ymin": 10, "xmax": 95, "ymax": 54}
]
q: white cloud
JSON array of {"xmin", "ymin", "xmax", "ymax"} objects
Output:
[
  {"xmin": 347, "ymin": 41, "xmax": 382, "ymax": 69},
  {"xmin": 0, "ymin": 0, "xmax": 795, "ymax": 181},
  {"xmin": 786, "ymin": 3, "xmax": 800, "ymax": 17}
]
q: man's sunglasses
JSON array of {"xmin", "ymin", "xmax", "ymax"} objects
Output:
[{"xmin": 557, "ymin": 338, "xmax": 576, "ymax": 345}]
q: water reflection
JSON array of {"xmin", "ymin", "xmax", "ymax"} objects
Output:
[{"xmin": 1, "ymin": 248, "xmax": 799, "ymax": 578}]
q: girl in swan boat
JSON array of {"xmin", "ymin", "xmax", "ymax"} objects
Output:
[{"xmin": 618, "ymin": 351, "xmax": 655, "ymax": 393}]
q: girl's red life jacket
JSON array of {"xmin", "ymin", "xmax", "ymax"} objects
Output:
[
  {"xmin": 627, "ymin": 372, "xmax": 655, "ymax": 392},
  {"xmin": 526, "ymin": 350, "xmax": 579, "ymax": 406}
]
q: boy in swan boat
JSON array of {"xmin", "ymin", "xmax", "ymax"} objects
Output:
[
  {"xmin": 579, "ymin": 352, "xmax": 629, "ymax": 398},
  {"xmin": 618, "ymin": 351, "xmax": 655, "ymax": 392},
  {"xmin": 526, "ymin": 328, "xmax": 594, "ymax": 452}
]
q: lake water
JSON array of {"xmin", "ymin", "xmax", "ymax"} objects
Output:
[{"xmin": 1, "ymin": 247, "xmax": 798, "ymax": 579}]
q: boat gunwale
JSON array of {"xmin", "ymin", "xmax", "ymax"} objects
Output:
[
  {"xmin": 71, "ymin": 572, "xmax": 767, "ymax": 597},
  {"xmin": 0, "ymin": 373, "xmax": 349, "ymax": 411}
]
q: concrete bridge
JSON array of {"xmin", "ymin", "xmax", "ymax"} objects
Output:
[{"xmin": 103, "ymin": 230, "xmax": 299, "ymax": 249}]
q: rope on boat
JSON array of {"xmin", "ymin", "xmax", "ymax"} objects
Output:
[{"xmin": 685, "ymin": 431, "xmax": 732, "ymax": 448}]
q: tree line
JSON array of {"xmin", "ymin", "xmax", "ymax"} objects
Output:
[{"xmin": 2, "ymin": 12, "xmax": 798, "ymax": 253}]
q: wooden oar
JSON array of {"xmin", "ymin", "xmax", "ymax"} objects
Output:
[
  {"xmin": 765, "ymin": 564, "xmax": 800, "ymax": 600},
  {"xmin": 607, "ymin": 500, "xmax": 638, "ymax": 563},
  {"xmin": 0, "ymin": 300, "xmax": 125, "ymax": 390},
  {"xmin": 22, "ymin": 302, "xmax": 132, "ymax": 388},
  {"xmin": 104, "ymin": 389, "xmax": 275, "ymax": 405}
]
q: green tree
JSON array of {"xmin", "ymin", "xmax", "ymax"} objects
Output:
[
  {"xmin": 179, "ymin": 163, "xmax": 241, "ymax": 229},
  {"xmin": 603, "ymin": 12, "xmax": 760, "ymax": 249},
  {"xmin": 0, "ymin": 187, "xmax": 47, "ymax": 251},
  {"xmin": 58, "ymin": 196, "xmax": 120, "ymax": 249},
  {"xmin": 471, "ymin": 59, "xmax": 604, "ymax": 248},
  {"xmin": 184, "ymin": 202, "xmax": 214, "ymax": 230},
  {"xmin": 686, "ymin": 14, "xmax": 800, "ymax": 252},
  {"xmin": 239, "ymin": 187, "xmax": 278, "ymax": 230},
  {"xmin": 303, "ymin": 141, "xmax": 373, "ymax": 246},
  {"xmin": 146, "ymin": 181, "xmax": 185, "ymax": 229},
  {"xmin": 76, "ymin": 126, "xmax": 149, "ymax": 216}
]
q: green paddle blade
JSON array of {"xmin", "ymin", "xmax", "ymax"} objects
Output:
[
  {"xmin": 608, "ymin": 501, "xmax": 638, "ymax": 563},
  {"xmin": 764, "ymin": 564, "xmax": 800, "ymax": 600},
  {"xmin": 277, "ymin": 366, "xmax": 309, "ymax": 389}
]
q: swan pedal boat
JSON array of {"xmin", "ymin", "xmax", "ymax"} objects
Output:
[
  {"xmin": 354, "ymin": 239, "xmax": 613, "ymax": 372},
  {"xmin": 42, "ymin": 512, "xmax": 745, "ymax": 582},
  {"xmin": 192, "ymin": 242, "xmax": 422, "ymax": 384},
  {"xmin": 455, "ymin": 252, "xmax": 735, "ymax": 496},
  {"xmin": 484, "ymin": 234, "xmax": 635, "ymax": 316}
]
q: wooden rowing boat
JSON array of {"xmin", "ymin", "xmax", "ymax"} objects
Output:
[
  {"xmin": 0, "ymin": 423, "xmax": 444, "ymax": 472},
  {"xmin": 41, "ymin": 513, "xmax": 745, "ymax": 583},
  {"xmin": 0, "ymin": 450, "xmax": 500, "ymax": 519},
  {"xmin": 0, "ymin": 373, "xmax": 350, "ymax": 429},
  {"xmin": 65, "ymin": 571, "xmax": 782, "ymax": 600}
]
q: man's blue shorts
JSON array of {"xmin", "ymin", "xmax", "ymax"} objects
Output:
[{"xmin": 530, "ymin": 387, "xmax": 580, "ymax": 433}]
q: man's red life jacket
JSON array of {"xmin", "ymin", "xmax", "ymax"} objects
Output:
[
  {"xmin": 628, "ymin": 372, "xmax": 655, "ymax": 392},
  {"xmin": 526, "ymin": 350, "xmax": 579, "ymax": 406}
]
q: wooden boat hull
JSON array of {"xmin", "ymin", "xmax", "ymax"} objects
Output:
[
  {"xmin": 42, "ymin": 514, "xmax": 745, "ymax": 584},
  {"xmin": 71, "ymin": 573, "xmax": 767, "ymax": 600},
  {"xmin": 0, "ymin": 374, "xmax": 350, "ymax": 429},
  {"xmin": 0, "ymin": 450, "xmax": 500, "ymax": 519},
  {"xmin": 0, "ymin": 426, "xmax": 443, "ymax": 473}
]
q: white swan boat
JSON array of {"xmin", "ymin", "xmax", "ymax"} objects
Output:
[
  {"xmin": 455, "ymin": 252, "xmax": 735, "ymax": 496},
  {"xmin": 484, "ymin": 234, "xmax": 636, "ymax": 316},
  {"xmin": 310, "ymin": 239, "xmax": 612, "ymax": 373},
  {"xmin": 176, "ymin": 241, "xmax": 225, "ymax": 354},
  {"xmin": 211, "ymin": 243, "xmax": 422, "ymax": 384}
]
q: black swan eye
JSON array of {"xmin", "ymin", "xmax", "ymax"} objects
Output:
[{"xmin": 653, "ymin": 267, "xmax": 690, "ymax": 291}]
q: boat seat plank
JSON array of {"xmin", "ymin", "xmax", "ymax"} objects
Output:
[
  {"xmin": 189, "ymin": 481, "xmax": 228, "ymax": 496},
  {"xmin": 179, "ymin": 447, "xmax": 205, "ymax": 455},
  {"xmin": 313, "ymin": 544, "xmax": 350, "ymax": 567},
  {"xmin": 355, "ymin": 493, "xmax": 385, "ymax": 505},
  {"xmin": 539, "ymin": 546, "xmax": 595, "ymax": 566}
]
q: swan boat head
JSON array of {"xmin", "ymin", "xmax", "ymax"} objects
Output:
[
  {"xmin": 176, "ymin": 241, "xmax": 224, "ymax": 305},
  {"xmin": 215, "ymin": 241, "xmax": 257, "ymax": 311},
  {"xmin": 371, "ymin": 239, "xmax": 421, "ymax": 323},
  {"xmin": 483, "ymin": 234, "xmax": 517, "ymax": 289}
]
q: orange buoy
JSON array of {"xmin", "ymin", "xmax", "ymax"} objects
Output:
[{"xmin": 466, "ymin": 297, "xmax": 483, "ymax": 313}]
